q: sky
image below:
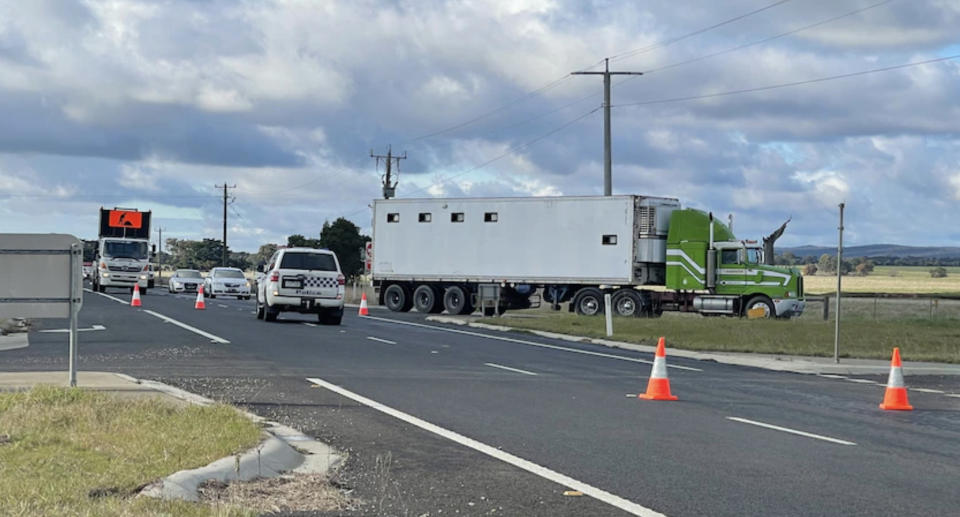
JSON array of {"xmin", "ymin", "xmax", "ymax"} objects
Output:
[{"xmin": 1, "ymin": 0, "xmax": 959, "ymax": 252}]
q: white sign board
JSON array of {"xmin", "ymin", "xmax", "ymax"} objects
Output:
[{"xmin": 0, "ymin": 234, "xmax": 83, "ymax": 318}]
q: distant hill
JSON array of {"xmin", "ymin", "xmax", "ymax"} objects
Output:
[{"xmin": 782, "ymin": 244, "xmax": 960, "ymax": 259}]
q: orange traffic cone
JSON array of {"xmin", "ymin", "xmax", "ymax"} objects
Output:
[
  {"xmin": 879, "ymin": 347, "xmax": 913, "ymax": 411},
  {"xmin": 130, "ymin": 284, "xmax": 142, "ymax": 307},
  {"xmin": 358, "ymin": 292, "xmax": 369, "ymax": 316},
  {"xmin": 639, "ymin": 337, "xmax": 678, "ymax": 401},
  {"xmin": 194, "ymin": 285, "xmax": 206, "ymax": 310}
]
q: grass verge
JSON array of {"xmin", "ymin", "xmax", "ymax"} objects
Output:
[
  {"xmin": 493, "ymin": 312, "xmax": 960, "ymax": 363},
  {"xmin": 0, "ymin": 386, "xmax": 262, "ymax": 517}
]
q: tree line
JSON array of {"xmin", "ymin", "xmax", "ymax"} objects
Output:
[
  {"xmin": 775, "ymin": 252, "xmax": 960, "ymax": 267},
  {"xmin": 161, "ymin": 218, "xmax": 370, "ymax": 278}
]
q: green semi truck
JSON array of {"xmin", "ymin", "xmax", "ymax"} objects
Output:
[{"xmin": 371, "ymin": 195, "xmax": 805, "ymax": 318}]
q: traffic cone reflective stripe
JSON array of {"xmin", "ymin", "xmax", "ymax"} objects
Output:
[
  {"xmin": 358, "ymin": 292, "xmax": 369, "ymax": 316},
  {"xmin": 879, "ymin": 347, "xmax": 912, "ymax": 411},
  {"xmin": 194, "ymin": 286, "xmax": 206, "ymax": 310},
  {"xmin": 640, "ymin": 337, "xmax": 678, "ymax": 401},
  {"xmin": 130, "ymin": 284, "xmax": 142, "ymax": 307}
]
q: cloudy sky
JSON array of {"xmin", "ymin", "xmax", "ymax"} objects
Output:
[{"xmin": 1, "ymin": 0, "xmax": 959, "ymax": 251}]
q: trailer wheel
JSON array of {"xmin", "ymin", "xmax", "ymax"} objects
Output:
[
  {"xmin": 612, "ymin": 289, "xmax": 642, "ymax": 317},
  {"xmin": 743, "ymin": 295, "xmax": 775, "ymax": 318},
  {"xmin": 413, "ymin": 284, "xmax": 442, "ymax": 313},
  {"xmin": 573, "ymin": 288, "xmax": 604, "ymax": 316},
  {"xmin": 443, "ymin": 285, "xmax": 473, "ymax": 315},
  {"xmin": 384, "ymin": 284, "xmax": 412, "ymax": 312}
]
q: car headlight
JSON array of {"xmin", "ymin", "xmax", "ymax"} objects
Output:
[{"xmin": 140, "ymin": 275, "xmax": 147, "ymax": 279}]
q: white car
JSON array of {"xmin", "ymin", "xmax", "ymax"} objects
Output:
[
  {"xmin": 256, "ymin": 248, "xmax": 345, "ymax": 324},
  {"xmin": 204, "ymin": 267, "xmax": 252, "ymax": 299},
  {"xmin": 167, "ymin": 269, "xmax": 203, "ymax": 293}
]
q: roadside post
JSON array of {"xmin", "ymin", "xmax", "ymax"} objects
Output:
[
  {"xmin": 834, "ymin": 203, "xmax": 844, "ymax": 364},
  {"xmin": 604, "ymin": 293, "xmax": 613, "ymax": 337},
  {"xmin": 0, "ymin": 234, "xmax": 84, "ymax": 386}
]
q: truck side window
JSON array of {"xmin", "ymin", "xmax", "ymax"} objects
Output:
[
  {"xmin": 721, "ymin": 249, "xmax": 738, "ymax": 264},
  {"xmin": 451, "ymin": 213, "xmax": 464, "ymax": 223},
  {"xmin": 387, "ymin": 213, "xmax": 399, "ymax": 223},
  {"xmin": 484, "ymin": 212, "xmax": 498, "ymax": 222},
  {"xmin": 419, "ymin": 213, "xmax": 431, "ymax": 223}
]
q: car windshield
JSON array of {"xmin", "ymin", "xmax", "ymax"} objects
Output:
[
  {"xmin": 280, "ymin": 252, "xmax": 337, "ymax": 271},
  {"xmin": 177, "ymin": 270, "xmax": 202, "ymax": 278},
  {"xmin": 103, "ymin": 240, "xmax": 148, "ymax": 260},
  {"xmin": 216, "ymin": 270, "xmax": 246, "ymax": 279}
]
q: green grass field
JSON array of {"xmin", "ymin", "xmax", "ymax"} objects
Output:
[
  {"xmin": 493, "ymin": 267, "xmax": 960, "ymax": 363},
  {"xmin": 0, "ymin": 387, "xmax": 261, "ymax": 517}
]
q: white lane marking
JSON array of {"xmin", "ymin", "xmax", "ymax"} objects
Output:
[
  {"xmin": 726, "ymin": 417, "xmax": 856, "ymax": 446},
  {"xmin": 306, "ymin": 377, "xmax": 663, "ymax": 517},
  {"xmin": 818, "ymin": 374, "xmax": 847, "ymax": 379},
  {"xmin": 39, "ymin": 325, "xmax": 106, "ymax": 333},
  {"xmin": 367, "ymin": 336, "xmax": 397, "ymax": 345},
  {"xmin": 361, "ymin": 315, "xmax": 701, "ymax": 372},
  {"xmin": 218, "ymin": 304, "xmax": 229, "ymax": 308},
  {"xmin": 485, "ymin": 362, "xmax": 538, "ymax": 376},
  {"xmin": 945, "ymin": 394, "xmax": 960, "ymax": 398},
  {"xmin": 845, "ymin": 378, "xmax": 879, "ymax": 384},
  {"xmin": 86, "ymin": 288, "xmax": 129, "ymax": 305},
  {"xmin": 302, "ymin": 322, "xmax": 318, "ymax": 327},
  {"xmin": 913, "ymin": 388, "xmax": 945, "ymax": 394},
  {"xmin": 339, "ymin": 330, "xmax": 346, "ymax": 333},
  {"xmin": 142, "ymin": 309, "xmax": 230, "ymax": 344}
]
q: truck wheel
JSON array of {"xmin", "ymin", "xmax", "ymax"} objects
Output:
[
  {"xmin": 384, "ymin": 284, "xmax": 412, "ymax": 312},
  {"xmin": 573, "ymin": 288, "xmax": 604, "ymax": 316},
  {"xmin": 743, "ymin": 295, "xmax": 775, "ymax": 318},
  {"xmin": 443, "ymin": 286, "xmax": 473, "ymax": 315},
  {"xmin": 413, "ymin": 285, "xmax": 442, "ymax": 313},
  {"xmin": 612, "ymin": 290, "xmax": 642, "ymax": 317}
]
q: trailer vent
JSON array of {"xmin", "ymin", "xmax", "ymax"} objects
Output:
[
  {"xmin": 638, "ymin": 206, "xmax": 656, "ymax": 234},
  {"xmin": 451, "ymin": 212, "xmax": 464, "ymax": 223},
  {"xmin": 419, "ymin": 212, "xmax": 432, "ymax": 223},
  {"xmin": 484, "ymin": 212, "xmax": 498, "ymax": 223},
  {"xmin": 602, "ymin": 234, "xmax": 618, "ymax": 245},
  {"xmin": 387, "ymin": 213, "xmax": 400, "ymax": 223}
]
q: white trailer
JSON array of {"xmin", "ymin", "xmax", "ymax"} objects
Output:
[{"xmin": 371, "ymin": 195, "xmax": 680, "ymax": 315}]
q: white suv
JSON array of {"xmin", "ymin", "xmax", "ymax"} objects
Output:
[{"xmin": 256, "ymin": 248, "xmax": 345, "ymax": 325}]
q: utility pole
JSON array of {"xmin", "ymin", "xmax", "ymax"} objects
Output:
[
  {"xmin": 572, "ymin": 58, "xmax": 642, "ymax": 196},
  {"xmin": 215, "ymin": 183, "xmax": 236, "ymax": 266},
  {"xmin": 155, "ymin": 227, "xmax": 165, "ymax": 282},
  {"xmin": 371, "ymin": 146, "xmax": 407, "ymax": 199},
  {"xmin": 834, "ymin": 202, "xmax": 845, "ymax": 364}
]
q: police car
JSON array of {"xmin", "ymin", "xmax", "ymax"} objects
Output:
[{"xmin": 256, "ymin": 248, "xmax": 345, "ymax": 325}]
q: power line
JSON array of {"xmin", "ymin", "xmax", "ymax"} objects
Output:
[
  {"xmin": 641, "ymin": 0, "xmax": 896, "ymax": 76},
  {"xmin": 608, "ymin": 0, "xmax": 793, "ymax": 63},
  {"xmin": 614, "ymin": 52, "xmax": 960, "ymax": 108}
]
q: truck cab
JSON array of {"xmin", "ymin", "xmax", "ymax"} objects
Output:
[
  {"xmin": 92, "ymin": 238, "xmax": 151, "ymax": 293},
  {"xmin": 665, "ymin": 209, "xmax": 805, "ymax": 318}
]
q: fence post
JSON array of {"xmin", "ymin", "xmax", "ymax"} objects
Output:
[{"xmin": 822, "ymin": 296, "xmax": 829, "ymax": 321}]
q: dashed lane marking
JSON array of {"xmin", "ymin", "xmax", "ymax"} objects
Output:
[
  {"xmin": 727, "ymin": 417, "xmax": 856, "ymax": 446},
  {"xmin": 302, "ymin": 322, "xmax": 318, "ymax": 327},
  {"xmin": 913, "ymin": 388, "xmax": 946, "ymax": 394},
  {"xmin": 38, "ymin": 325, "xmax": 106, "ymax": 333},
  {"xmin": 361, "ymin": 315, "xmax": 701, "ymax": 372},
  {"xmin": 367, "ymin": 336, "xmax": 397, "ymax": 345},
  {"xmin": 845, "ymin": 378, "xmax": 879, "ymax": 384},
  {"xmin": 306, "ymin": 377, "xmax": 665, "ymax": 517},
  {"xmin": 141, "ymin": 310, "xmax": 230, "ymax": 344},
  {"xmin": 484, "ymin": 362, "xmax": 538, "ymax": 376}
]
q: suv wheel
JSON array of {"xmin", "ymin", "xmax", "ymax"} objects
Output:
[
  {"xmin": 256, "ymin": 301, "xmax": 265, "ymax": 320},
  {"xmin": 264, "ymin": 304, "xmax": 279, "ymax": 322},
  {"xmin": 319, "ymin": 308, "xmax": 343, "ymax": 325}
]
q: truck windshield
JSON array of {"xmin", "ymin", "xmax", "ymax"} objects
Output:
[
  {"xmin": 280, "ymin": 252, "xmax": 337, "ymax": 271},
  {"xmin": 745, "ymin": 248, "xmax": 762, "ymax": 264},
  {"xmin": 103, "ymin": 241, "xmax": 148, "ymax": 260}
]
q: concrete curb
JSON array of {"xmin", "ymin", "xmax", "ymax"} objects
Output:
[
  {"xmin": 424, "ymin": 316, "xmax": 960, "ymax": 376},
  {"xmin": 131, "ymin": 375, "xmax": 343, "ymax": 502}
]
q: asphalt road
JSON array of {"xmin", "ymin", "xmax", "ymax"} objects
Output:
[{"xmin": 4, "ymin": 286, "xmax": 959, "ymax": 516}]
